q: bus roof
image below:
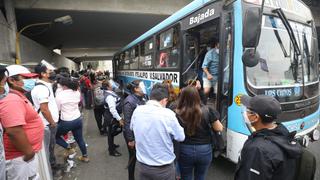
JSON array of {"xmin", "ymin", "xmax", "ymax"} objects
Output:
[{"xmin": 119, "ymin": 0, "xmax": 214, "ymax": 54}]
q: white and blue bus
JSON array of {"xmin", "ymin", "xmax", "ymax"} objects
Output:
[{"xmin": 113, "ymin": 0, "xmax": 319, "ymax": 163}]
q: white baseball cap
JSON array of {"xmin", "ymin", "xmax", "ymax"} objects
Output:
[{"xmin": 6, "ymin": 65, "xmax": 39, "ymax": 78}]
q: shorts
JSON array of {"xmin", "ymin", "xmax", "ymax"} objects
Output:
[
  {"xmin": 6, "ymin": 154, "xmax": 40, "ymax": 180},
  {"xmin": 203, "ymin": 76, "xmax": 217, "ymax": 89}
]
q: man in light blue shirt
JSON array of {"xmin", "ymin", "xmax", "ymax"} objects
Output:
[
  {"xmin": 130, "ymin": 83, "xmax": 185, "ymax": 180},
  {"xmin": 202, "ymin": 38, "xmax": 219, "ymax": 97}
]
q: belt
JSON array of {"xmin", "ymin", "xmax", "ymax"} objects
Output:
[{"xmin": 138, "ymin": 161, "xmax": 173, "ymax": 168}]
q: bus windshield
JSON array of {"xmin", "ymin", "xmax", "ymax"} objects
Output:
[{"xmin": 246, "ymin": 15, "xmax": 318, "ymax": 88}]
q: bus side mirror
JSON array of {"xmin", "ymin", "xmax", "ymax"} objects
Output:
[
  {"xmin": 242, "ymin": 7, "xmax": 262, "ymax": 48},
  {"xmin": 242, "ymin": 48, "xmax": 260, "ymax": 67}
]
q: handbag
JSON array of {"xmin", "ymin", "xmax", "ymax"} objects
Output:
[{"xmin": 203, "ymin": 106, "xmax": 225, "ymax": 157}]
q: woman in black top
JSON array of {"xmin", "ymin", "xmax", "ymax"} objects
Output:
[
  {"xmin": 176, "ymin": 87, "xmax": 223, "ymax": 180},
  {"xmin": 123, "ymin": 80, "xmax": 146, "ymax": 180}
]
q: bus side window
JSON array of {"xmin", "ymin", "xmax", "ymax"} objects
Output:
[
  {"xmin": 140, "ymin": 38, "xmax": 154, "ymax": 69},
  {"xmin": 119, "ymin": 53, "xmax": 125, "ymax": 70},
  {"xmin": 156, "ymin": 26, "xmax": 179, "ymax": 68},
  {"xmin": 130, "ymin": 46, "xmax": 139, "ymax": 69},
  {"xmin": 123, "ymin": 50, "xmax": 130, "ymax": 70}
]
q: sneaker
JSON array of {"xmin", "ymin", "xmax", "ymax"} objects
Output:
[
  {"xmin": 64, "ymin": 148, "xmax": 76, "ymax": 158},
  {"xmin": 64, "ymin": 159, "xmax": 75, "ymax": 173},
  {"xmin": 77, "ymin": 156, "xmax": 90, "ymax": 163}
]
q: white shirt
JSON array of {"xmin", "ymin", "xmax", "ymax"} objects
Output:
[
  {"xmin": 31, "ymin": 79, "xmax": 59, "ymax": 125},
  {"xmin": 105, "ymin": 90, "xmax": 121, "ymax": 121},
  {"xmin": 56, "ymin": 89, "xmax": 81, "ymax": 121},
  {"xmin": 130, "ymin": 100, "xmax": 185, "ymax": 166}
]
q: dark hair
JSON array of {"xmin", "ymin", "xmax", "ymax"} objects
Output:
[
  {"xmin": 57, "ymin": 67, "xmax": 70, "ymax": 75},
  {"xmin": 34, "ymin": 63, "xmax": 47, "ymax": 78},
  {"xmin": 127, "ymin": 80, "xmax": 141, "ymax": 93},
  {"xmin": 0, "ymin": 65, "xmax": 7, "ymax": 82},
  {"xmin": 150, "ymin": 83, "xmax": 169, "ymax": 101},
  {"xmin": 209, "ymin": 38, "xmax": 218, "ymax": 48},
  {"xmin": 176, "ymin": 87, "xmax": 202, "ymax": 136},
  {"xmin": 259, "ymin": 114, "xmax": 275, "ymax": 124},
  {"xmin": 59, "ymin": 77, "xmax": 79, "ymax": 91}
]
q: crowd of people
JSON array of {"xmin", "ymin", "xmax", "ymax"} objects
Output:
[
  {"xmin": 0, "ymin": 62, "xmax": 96, "ymax": 179},
  {"xmin": 0, "ymin": 58, "xmax": 308, "ymax": 180}
]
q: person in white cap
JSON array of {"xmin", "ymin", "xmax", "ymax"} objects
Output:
[{"xmin": 0, "ymin": 65, "xmax": 44, "ymax": 180}]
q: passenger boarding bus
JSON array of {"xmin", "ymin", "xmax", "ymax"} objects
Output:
[{"xmin": 113, "ymin": 0, "xmax": 319, "ymax": 163}]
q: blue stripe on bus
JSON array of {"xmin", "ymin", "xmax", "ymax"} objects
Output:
[
  {"xmin": 117, "ymin": 75, "xmax": 179, "ymax": 95},
  {"xmin": 227, "ymin": 0, "xmax": 251, "ymax": 135},
  {"xmin": 282, "ymin": 109, "xmax": 320, "ymax": 133},
  {"xmin": 121, "ymin": 0, "xmax": 212, "ymax": 52}
]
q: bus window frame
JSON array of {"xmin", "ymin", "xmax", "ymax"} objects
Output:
[
  {"xmin": 139, "ymin": 37, "xmax": 155, "ymax": 70},
  {"xmin": 123, "ymin": 50, "xmax": 130, "ymax": 70},
  {"xmin": 155, "ymin": 24, "xmax": 181, "ymax": 71},
  {"xmin": 130, "ymin": 46, "xmax": 139, "ymax": 70},
  {"xmin": 216, "ymin": 9, "xmax": 234, "ymax": 119}
]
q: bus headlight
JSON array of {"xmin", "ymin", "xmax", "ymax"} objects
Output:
[{"xmin": 311, "ymin": 129, "xmax": 320, "ymax": 141}]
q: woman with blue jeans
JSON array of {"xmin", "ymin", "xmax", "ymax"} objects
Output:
[
  {"xmin": 176, "ymin": 87, "xmax": 223, "ymax": 180},
  {"xmin": 55, "ymin": 77, "xmax": 89, "ymax": 162}
]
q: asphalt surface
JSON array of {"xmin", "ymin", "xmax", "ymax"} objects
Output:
[{"xmin": 58, "ymin": 109, "xmax": 320, "ymax": 180}]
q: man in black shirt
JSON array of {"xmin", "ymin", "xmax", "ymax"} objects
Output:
[{"xmin": 235, "ymin": 95, "xmax": 302, "ymax": 180}]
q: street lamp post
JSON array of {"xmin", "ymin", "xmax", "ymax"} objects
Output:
[{"xmin": 15, "ymin": 15, "xmax": 72, "ymax": 64}]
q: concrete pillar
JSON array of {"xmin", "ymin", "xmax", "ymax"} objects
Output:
[{"xmin": 4, "ymin": 0, "xmax": 17, "ymax": 63}]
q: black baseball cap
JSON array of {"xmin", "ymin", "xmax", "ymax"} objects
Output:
[{"xmin": 241, "ymin": 95, "xmax": 282, "ymax": 120}]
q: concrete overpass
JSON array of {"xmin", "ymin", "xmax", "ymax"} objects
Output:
[{"xmin": 13, "ymin": 0, "xmax": 191, "ymax": 62}]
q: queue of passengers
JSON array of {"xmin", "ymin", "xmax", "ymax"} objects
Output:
[
  {"xmin": 0, "ymin": 60, "xmax": 306, "ymax": 180},
  {"xmin": 0, "ymin": 62, "xmax": 90, "ymax": 180}
]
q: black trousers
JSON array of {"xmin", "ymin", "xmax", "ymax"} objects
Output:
[
  {"xmin": 107, "ymin": 122, "xmax": 115, "ymax": 153},
  {"xmin": 93, "ymin": 106, "xmax": 106, "ymax": 133},
  {"xmin": 125, "ymin": 137, "xmax": 136, "ymax": 180}
]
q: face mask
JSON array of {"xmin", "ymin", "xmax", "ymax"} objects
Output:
[
  {"xmin": 241, "ymin": 107, "xmax": 256, "ymax": 133},
  {"xmin": 22, "ymin": 79, "xmax": 36, "ymax": 92},
  {"xmin": 139, "ymin": 82, "xmax": 147, "ymax": 95},
  {"xmin": 110, "ymin": 80, "xmax": 120, "ymax": 91},
  {"xmin": 0, "ymin": 83, "xmax": 9, "ymax": 100},
  {"xmin": 48, "ymin": 72, "xmax": 56, "ymax": 81}
]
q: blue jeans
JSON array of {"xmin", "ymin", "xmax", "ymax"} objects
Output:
[
  {"xmin": 178, "ymin": 144, "xmax": 212, "ymax": 180},
  {"xmin": 56, "ymin": 117, "xmax": 87, "ymax": 156}
]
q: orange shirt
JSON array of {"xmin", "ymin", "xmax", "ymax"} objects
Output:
[{"xmin": 0, "ymin": 89, "xmax": 44, "ymax": 160}]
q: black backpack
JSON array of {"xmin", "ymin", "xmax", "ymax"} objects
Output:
[
  {"xmin": 294, "ymin": 147, "xmax": 316, "ymax": 180},
  {"xmin": 267, "ymin": 135, "xmax": 316, "ymax": 180}
]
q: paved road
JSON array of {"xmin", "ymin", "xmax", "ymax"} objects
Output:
[{"xmin": 59, "ymin": 109, "xmax": 320, "ymax": 180}]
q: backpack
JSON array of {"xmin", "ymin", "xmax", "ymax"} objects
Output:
[
  {"xmin": 294, "ymin": 148, "xmax": 316, "ymax": 180},
  {"xmin": 80, "ymin": 78, "xmax": 88, "ymax": 93},
  {"xmin": 266, "ymin": 135, "xmax": 316, "ymax": 180},
  {"xmin": 94, "ymin": 87, "xmax": 106, "ymax": 106},
  {"xmin": 202, "ymin": 106, "xmax": 224, "ymax": 157},
  {"xmin": 25, "ymin": 82, "xmax": 51, "ymax": 113}
]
